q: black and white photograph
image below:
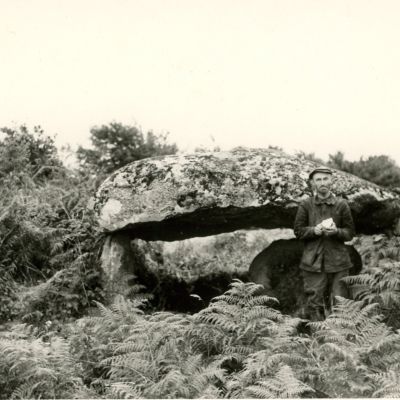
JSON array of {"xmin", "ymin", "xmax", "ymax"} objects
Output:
[{"xmin": 1, "ymin": 1, "xmax": 400, "ymax": 398}]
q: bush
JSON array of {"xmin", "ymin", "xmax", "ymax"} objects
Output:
[
  {"xmin": 0, "ymin": 126, "xmax": 105, "ymax": 323},
  {"xmin": 328, "ymin": 151, "xmax": 400, "ymax": 188},
  {"xmin": 0, "ymin": 125, "xmax": 62, "ymax": 183}
]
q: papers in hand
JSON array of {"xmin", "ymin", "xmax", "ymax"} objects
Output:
[{"xmin": 320, "ymin": 218, "xmax": 335, "ymax": 229}]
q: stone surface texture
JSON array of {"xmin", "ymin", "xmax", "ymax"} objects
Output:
[{"xmin": 94, "ymin": 148, "xmax": 400, "ymax": 240}]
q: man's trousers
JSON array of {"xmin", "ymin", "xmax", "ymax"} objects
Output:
[{"xmin": 302, "ymin": 268, "xmax": 349, "ymax": 321}]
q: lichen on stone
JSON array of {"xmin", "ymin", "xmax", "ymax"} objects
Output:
[{"xmin": 94, "ymin": 147, "xmax": 400, "ymax": 237}]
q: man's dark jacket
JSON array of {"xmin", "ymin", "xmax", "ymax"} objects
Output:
[{"xmin": 294, "ymin": 194, "xmax": 355, "ymax": 273}]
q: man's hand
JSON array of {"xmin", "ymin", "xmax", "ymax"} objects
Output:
[
  {"xmin": 314, "ymin": 225, "xmax": 323, "ymax": 236},
  {"xmin": 322, "ymin": 220, "xmax": 338, "ymax": 236},
  {"xmin": 314, "ymin": 221, "xmax": 338, "ymax": 236},
  {"xmin": 323, "ymin": 226, "xmax": 338, "ymax": 236}
]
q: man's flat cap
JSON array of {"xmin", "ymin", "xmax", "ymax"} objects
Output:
[{"xmin": 309, "ymin": 167, "xmax": 333, "ymax": 180}]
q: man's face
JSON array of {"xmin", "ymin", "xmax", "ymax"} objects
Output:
[{"xmin": 312, "ymin": 172, "xmax": 332, "ymax": 196}]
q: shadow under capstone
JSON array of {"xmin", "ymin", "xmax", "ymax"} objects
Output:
[
  {"xmin": 100, "ymin": 233, "xmax": 362, "ymax": 315},
  {"xmin": 100, "ymin": 232, "xmax": 249, "ymax": 313}
]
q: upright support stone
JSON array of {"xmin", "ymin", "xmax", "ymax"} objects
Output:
[{"xmin": 100, "ymin": 233, "xmax": 136, "ymax": 301}]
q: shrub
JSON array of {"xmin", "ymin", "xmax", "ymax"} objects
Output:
[
  {"xmin": 0, "ymin": 126, "xmax": 105, "ymax": 323},
  {"xmin": 0, "ymin": 125, "xmax": 62, "ymax": 184}
]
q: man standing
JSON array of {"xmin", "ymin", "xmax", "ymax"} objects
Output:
[{"xmin": 294, "ymin": 167, "xmax": 355, "ymax": 321}]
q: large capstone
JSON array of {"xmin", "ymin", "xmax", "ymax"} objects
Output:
[{"xmin": 94, "ymin": 148, "xmax": 400, "ymax": 241}]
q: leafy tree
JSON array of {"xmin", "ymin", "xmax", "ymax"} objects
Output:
[
  {"xmin": 76, "ymin": 122, "xmax": 178, "ymax": 175},
  {"xmin": 295, "ymin": 150, "xmax": 325, "ymax": 165},
  {"xmin": 327, "ymin": 151, "xmax": 352, "ymax": 172},
  {"xmin": 328, "ymin": 151, "xmax": 400, "ymax": 188}
]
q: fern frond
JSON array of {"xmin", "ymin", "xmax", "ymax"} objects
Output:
[
  {"xmin": 196, "ymin": 312, "xmax": 239, "ymax": 332},
  {"xmin": 224, "ymin": 345, "xmax": 255, "ymax": 357},
  {"xmin": 10, "ymin": 381, "xmax": 43, "ymax": 400},
  {"xmin": 319, "ymin": 342, "xmax": 358, "ymax": 365},
  {"xmin": 245, "ymin": 306, "xmax": 283, "ymax": 324},
  {"xmin": 371, "ymin": 368, "xmax": 400, "ymax": 398},
  {"xmin": 245, "ymin": 364, "xmax": 313, "ymax": 398},
  {"xmin": 197, "ymin": 384, "xmax": 222, "ymax": 398},
  {"xmin": 109, "ymin": 382, "xmax": 143, "ymax": 399},
  {"xmin": 379, "ymin": 246, "xmax": 400, "ymax": 261},
  {"xmin": 114, "ymin": 342, "xmax": 149, "ymax": 354}
]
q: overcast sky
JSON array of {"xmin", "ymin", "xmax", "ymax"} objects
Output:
[{"xmin": 1, "ymin": 0, "xmax": 400, "ymax": 163}]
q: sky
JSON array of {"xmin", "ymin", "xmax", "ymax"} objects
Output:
[{"xmin": 1, "ymin": 0, "xmax": 400, "ymax": 163}]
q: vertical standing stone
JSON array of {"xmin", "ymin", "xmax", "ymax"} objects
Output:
[{"xmin": 100, "ymin": 233, "xmax": 136, "ymax": 301}]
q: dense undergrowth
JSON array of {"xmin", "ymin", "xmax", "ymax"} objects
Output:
[
  {"xmin": 1, "ymin": 280, "xmax": 400, "ymax": 399},
  {"xmin": 0, "ymin": 126, "xmax": 106, "ymax": 326},
  {"xmin": 1, "ymin": 125, "xmax": 400, "ymax": 398}
]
